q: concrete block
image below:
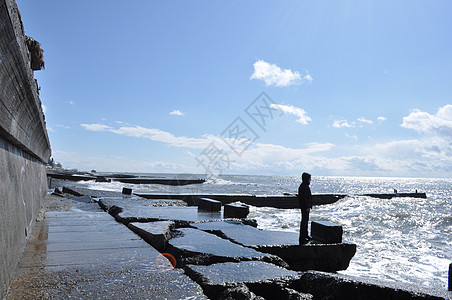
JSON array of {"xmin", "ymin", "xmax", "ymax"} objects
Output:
[
  {"xmin": 224, "ymin": 203, "xmax": 249, "ymax": 218},
  {"xmin": 122, "ymin": 187, "xmax": 132, "ymax": 195},
  {"xmin": 311, "ymin": 221, "xmax": 342, "ymax": 244},
  {"xmin": 198, "ymin": 198, "xmax": 221, "ymax": 212},
  {"xmin": 449, "ymin": 262, "xmax": 451, "ymax": 291},
  {"xmin": 128, "ymin": 221, "xmax": 174, "ymax": 252}
]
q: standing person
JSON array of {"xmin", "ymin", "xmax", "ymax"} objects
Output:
[{"xmin": 298, "ymin": 172, "xmax": 312, "ymax": 244}]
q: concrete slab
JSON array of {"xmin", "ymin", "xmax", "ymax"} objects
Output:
[
  {"xmin": 128, "ymin": 221, "xmax": 174, "ymax": 252},
  {"xmin": 187, "ymin": 261, "xmax": 298, "ymax": 286},
  {"xmin": 193, "ymin": 221, "xmax": 356, "ymax": 272},
  {"xmin": 7, "ymin": 205, "xmax": 207, "ymax": 299},
  {"xmin": 167, "ymin": 228, "xmax": 287, "ymax": 268},
  {"xmin": 311, "ymin": 220, "xmax": 343, "ymax": 244},
  {"xmin": 116, "ymin": 205, "xmax": 224, "ymax": 224},
  {"xmin": 193, "ymin": 220, "xmax": 300, "ymax": 247},
  {"xmin": 186, "ymin": 261, "xmax": 304, "ymax": 299}
]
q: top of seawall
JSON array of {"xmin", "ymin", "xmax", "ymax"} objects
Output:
[{"xmin": 0, "ymin": 0, "xmax": 51, "ymax": 163}]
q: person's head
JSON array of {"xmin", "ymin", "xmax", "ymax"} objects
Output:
[{"xmin": 302, "ymin": 172, "xmax": 311, "ymax": 184}]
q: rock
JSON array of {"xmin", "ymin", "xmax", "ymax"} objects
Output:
[
  {"xmin": 311, "ymin": 221, "xmax": 343, "ymax": 244},
  {"xmin": 224, "ymin": 203, "xmax": 249, "ymax": 218},
  {"xmin": 198, "ymin": 198, "xmax": 222, "ymax": 212},
  {"xmin": 217, "ymin": 284, "xmax": 260, "ymax": 300},
  {"xmin": 127, "ymin": 221, "xmax": 174, "ymax": 252}
]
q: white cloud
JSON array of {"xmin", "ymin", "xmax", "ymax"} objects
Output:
[
  {"xmin": 250, "ymin": 60, "xmax": 311, "ymax": 87},
  {"xmin": 82, "ymin": 123, "xmax": 213, "ymax": 149},
  {"xmin": 358, "ymin": 117, "xmax": 373, "ymax": 125},
  {"xmin": 332, "ymin": 116, "xmax": 378, "ymax": 128},
  {"xmin": 69, "ymin": 101, "xmax": 75, "ymax": 106},
  {"xmin": 377, "ymin": 116, "xmax": 387, "ymax": 123},
  {"xmin": 332, "ymin": 119, "xmax": 353, "ymax": 128},
  {"xmin": 170, "ymin": 110, "xmax": 185, "ymax": 116},
  {"xmin": 401, "ymin": 104, "xmax": 452, "ymax": 136},
  {"xmin": 270, "ymin": 103, "xmax": 311, "ymax": 124},
  {"xmin": 81, "ymin": 123, "xmax": 113, "ymax": 132}
]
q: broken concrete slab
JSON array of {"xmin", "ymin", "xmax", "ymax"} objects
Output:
[
  {"xmin": 289, "ymin": 271, "xmax": 448, "ymax": 300},
  {"xmin": 258, "ymin": 243, "xmax": 357, "ymax": 272},
  {"xmin": 112, "ymin": 205, "xmax": 224, "ymax": 225},
  {"xmin": 224, "ymin": 203, "xmax": 250, "ymax": 218},
  {"xmin": 185, "ymin": 261, "xmax": 308, "ymax": 300},
  {"xmin": 70, "ymin": 195, "xmax": 93, "ymax": 203},
  {"xmin": 311, "ymin": 220, "xmax": 343, "ymax": 244},
  {"xmin": 127, "ymin": 221, "xmax": 174, "ymax": 252},
  {"xmin": 192, "ymin": 220, "xmax": 356, "ymax": 272},
  {"xmin": 198, "ymin": 198, "xmax": 222, "ymax": 211},
  {"xmin": 193, "ymin": 220, "xmax": 300, "ymax": 246},
  {"xmin": 167, "ymin": 228, "xmax": 287, "ymax": 268}
]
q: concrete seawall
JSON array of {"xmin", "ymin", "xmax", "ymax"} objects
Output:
[{"xmin": 0, "ymin": 0, "xmax": 51, "ymax": 298}]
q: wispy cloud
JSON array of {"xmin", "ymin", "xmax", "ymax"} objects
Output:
[
  {"xmin": 250, "ymin": 60, "xmax": 311, "ymax": 87},
  {"xmin": 69, "ymin": 101, "xmax": 76, "ymax": 106},
  {"xmin": 170, "ymin": 109, "xmax": 185, "ymax": 116},
  {"xmin": 81, "ymin": 124, "xmax": 113, "ymax": 132},
  {"xmin": 332, "ymin": 119, "xmax": 353, "ymax": 128},
  {"xmin": 332, "ymin": 116, "xmax": 379, "ymax": 128},
  {"xmin": 357, "ymin": 117, "xmax": 373, "ymax": 125},
  {"xmin": 377, "ymin": 116, "xmax": 387, "ymax": 124},
  {"xmin": 81, "ymin": 123, "xmax": 212, "ymax": 149},
  {"xmin": 270, "ymin": 103, "xmax": 311, "ymax": 124}
]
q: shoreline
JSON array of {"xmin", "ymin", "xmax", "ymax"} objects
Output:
[{"xmin": 7, "ymin": 180, "xmax": 450, "ymax": 299}]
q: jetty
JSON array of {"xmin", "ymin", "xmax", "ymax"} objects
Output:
[
  {"xmin": 135, "ymin": 192, "xmax": 427, "ymax": 208},
  {"xmin": 47, "ymin": 171, "xmax": 206, "ymax": 186}
]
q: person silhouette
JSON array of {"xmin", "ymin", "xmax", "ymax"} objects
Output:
[{"xmin": 298, "ymin": 172, "xmax": 312, "ymax": 244}]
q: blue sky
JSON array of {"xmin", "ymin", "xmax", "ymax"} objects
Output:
[{"xmin": 18, "ymin": 0, "xmax": 452, "ymax": 177}]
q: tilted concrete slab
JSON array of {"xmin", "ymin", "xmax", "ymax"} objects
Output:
[
  {"xmin": 193, "ymin": 220, "xmax": 356, "ymax": 272},
  {"xmin": 193, "ymin": 220, "xmax": 300, "ymax": 246},
  {"xmin": 186, "ymin": 261, "xmax": 309, "ymax": 299},
  {"xmin": 128, "ymin": 221, "xmax": 174, "ymax": 252},
  {"xmin": 167, "ymin": 228, "xmax": 287, "ymax": 268},
  {"xmin": 7, "ymin": 208, "xmax": 206, "ymax": 299}
]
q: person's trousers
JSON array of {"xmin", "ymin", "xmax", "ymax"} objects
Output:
[{"xmin": 299, "ymin": 210, "xmax": 310, "ymax": 242}]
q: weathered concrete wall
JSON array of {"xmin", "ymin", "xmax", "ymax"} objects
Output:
[{"xmin": 0, "ymin": 0, "xmax": 51, "ymax": 298}]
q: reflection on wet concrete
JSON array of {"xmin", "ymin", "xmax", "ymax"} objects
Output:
[{"xmin": 6, "ymin": 196, "xmax": 206, "ymax": 299}]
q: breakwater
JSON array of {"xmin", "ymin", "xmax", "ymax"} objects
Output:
[
  {"xmin": 28, "ymin": 183, "xmax": 448, "ymax": 299},
  {"xmin": 0, "ymin": 0, "xmax": 51, "ymax": 298},
  {"xmin": 135, "ymin": 192, "xmax": 426, "ymax": 208}
]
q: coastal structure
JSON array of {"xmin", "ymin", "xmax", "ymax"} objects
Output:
[{"xmin": 0, "ymin": 0, "xmax": 51, "ymax": 298}]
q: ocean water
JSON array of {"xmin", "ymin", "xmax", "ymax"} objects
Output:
[{"xmin": 76, "ymin": 174, "xmax": 451, "ymax": 292}]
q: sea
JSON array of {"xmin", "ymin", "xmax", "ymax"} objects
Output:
[{"xmin": 69, "ymin": 174, "xmax": 452, "ymax": 292}]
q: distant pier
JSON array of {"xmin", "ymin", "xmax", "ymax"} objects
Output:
[{"xmin": 135, "ymin": 192, "xmax": 427, "ymax": 208}]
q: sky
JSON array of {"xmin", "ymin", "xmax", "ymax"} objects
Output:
[{"xmin": 17, "ymin": 0, "xmax": 452, "ymax": 177}]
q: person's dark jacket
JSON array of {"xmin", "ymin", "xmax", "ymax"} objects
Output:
[{"xmin": 298, "ymin": 175, "xmax": 312, "ymax": 210}]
